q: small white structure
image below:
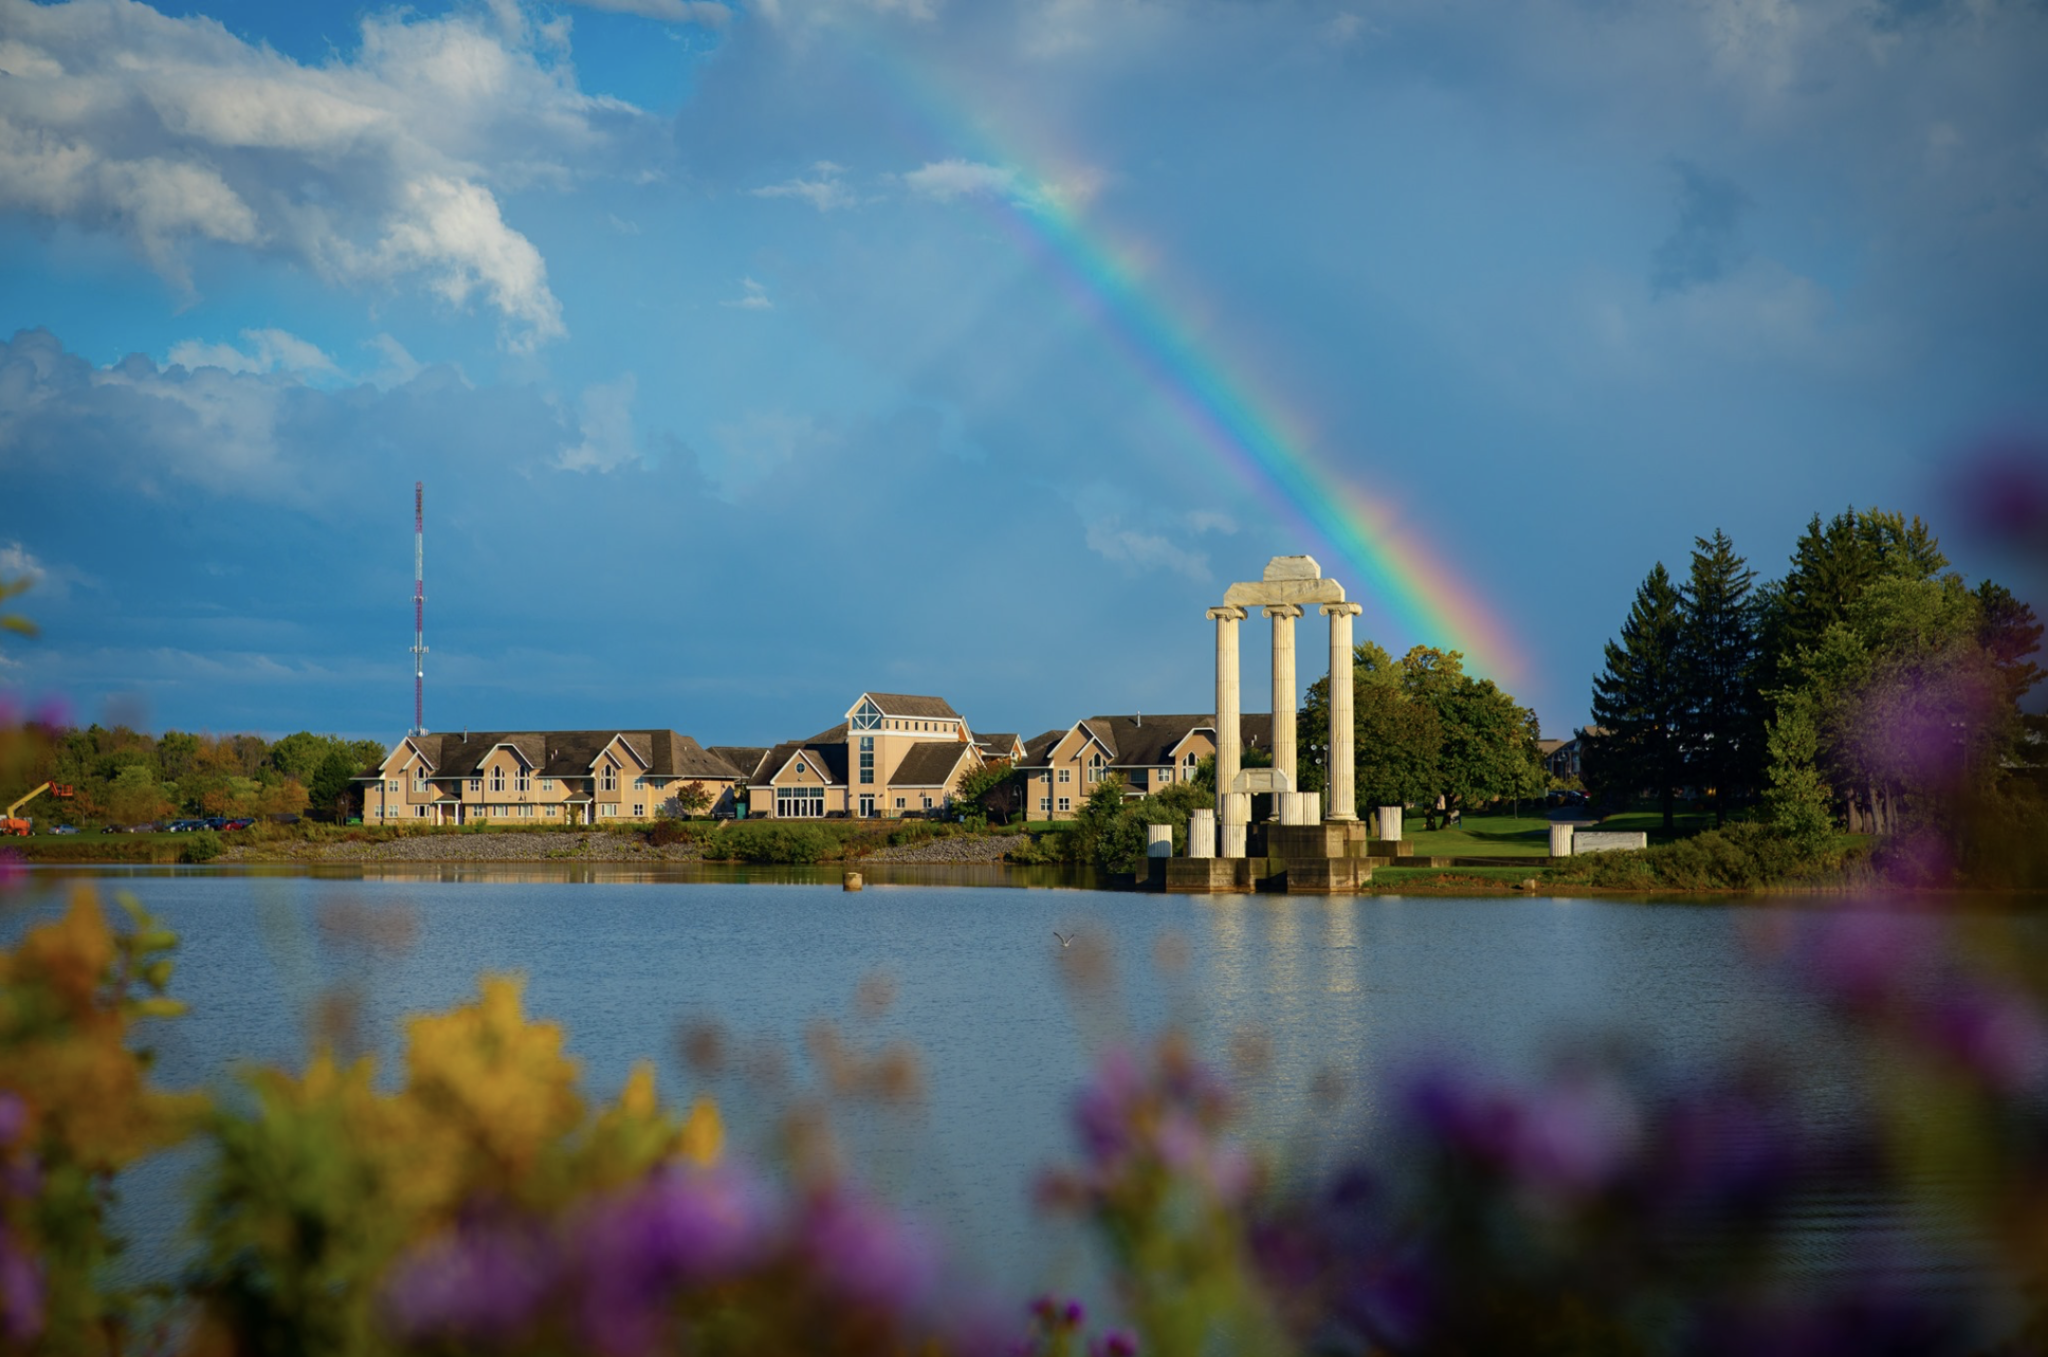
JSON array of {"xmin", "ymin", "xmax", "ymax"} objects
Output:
[
  {"xmin": 1548, "ymin": 823, "xmax": 1575, "ymax": 857},
  {"xmin": 1146, "ymin": 824, "xmax": 1175, "ymax": 858},
  {"xmin": 1189, "ymin": 808, "xmax": 1217, "ymax": 859},
  {"xmin": 1573, "ymin": 830, "xmax": 1649, "ymax": 855},
  {"xmin": 1377, "ymin": 806, "xmax": 1403, "ymax": 841}
]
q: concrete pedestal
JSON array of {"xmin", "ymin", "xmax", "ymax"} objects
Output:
[
  {"xmin": 1548, "ymin": 823, "xmax": 1574, "ymax": 857},
  {"xmin": 1378, "ymin": 806, "xmax": 1404, "ymax": 841},
  {"xmin": 1146, "ymin": 823, "xmax": 1174, "ymax": 858},
  {"xmin": 1189, "ymin": 809, "xmax": 1216, "ymax": 859},
  {"xmin": 1220, "ymin": 823, "xmax": 1247, "ymax": 859}
]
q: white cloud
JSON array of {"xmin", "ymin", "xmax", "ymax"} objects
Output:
[
  {"xmin": 723, "ymin": 277, "xmax": 773, "ymax": 310},
  {"xmin": 557, "ymin": 373, "xmax": 641, "ymax": 472},
  {"xmin": 0, "ymin": 541, "xmax": 82, "ymax": 604},
  {"xmin": 1083, "ymin": 517, "xmax": 1209, "ymax": 580},
  {"xmin": 169, "ymin": 328, "xmax": 338, "ymax": 377},
  {"xmin": 364, "ymin": 333, "xmax": 423, "ymax": 386},
  {"xmin": 752, "ymin": 0, "xmax": 940, "ymax": 26},
  {"xmin": 751, "ymin": 161, "xmax": 857, "ymax": 211},
  {"xmin": 902, "ymin": 158, "xmax": 1021, "ymax": 203},
  {"xmin": 0, "ymin": 0, "xmax": 640, "ymax": 349},
  {"xmin": 556, "ymin": 0, "xmax": 731, "ymax": 24},
  {"xmin": 1185, "ymin": 509, "xmax": 1237, "ymax": 535}
]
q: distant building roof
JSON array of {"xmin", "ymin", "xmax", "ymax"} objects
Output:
[
  {"xmin": 889, "ymin": 742, "xmax": 973, "ymax": 789},
  {"xmin": 861, "ymin": 693, "xmax": 963, "ymax": 720},
  {"xmin": 378, "ymin": 730, "xmax": 743, "ymax": 781}
]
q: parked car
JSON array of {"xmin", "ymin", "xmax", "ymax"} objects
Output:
[
  {"xmin": 222, "ymin": 818, "xmax": 254, "ymax": 831},
  {"xmin": 51, "ymin": 825, "xmax": 78, "ymax": 834},
  {"xmin": 203, "ymin": 817, "xmax": 230, "ymax": 831},
  {"xmin": 167, "ymin": 819, "xmax": 206, "ymax": 833}
]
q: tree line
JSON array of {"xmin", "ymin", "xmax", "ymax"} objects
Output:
[
  {"xmin": 6, "ymin": 724, "xmax": 388, "ymax": 826},
  {"xmin": 1587, "ymin": 507, "xmax": 2044, "ymax": 855}
]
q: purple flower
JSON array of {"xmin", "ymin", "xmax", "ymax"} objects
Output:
[
  {"xmin": 0, "ymin": 1229, "xmax": 44, "ymax": 1345},
  {"xmin": 1090, "ymin": 1329, "xmax": 1139, "ymax": 1357},
  {"xmin": 1924, "ymin": 982, "xmax": 2048, "ymax": 1094},
  {"xmin": 0, "ymin": 1092, "xmax": 25, "ymax": 1148},
  {"xmin": 1503, "ymin": 1070, "xmax": 1641, "ymax": 1199},
  {"xmin": 1803, "ymin": 909, "xmax": 1939, "ymax": 1011},
  {"xmin": 801, "ymin": 1188, "xmax": 940, "ymax": 1314},
  {"xmin": 383, "ymin": 1221, "xmax": 552, "ymax": 1344},
  {"xmin": 1075, "ymin": 1047, "xmax": 1143, "ymax": 1163},
  {"xmin": 0, "ymin": 852, "xmax": 25, "ymax": 895},
  {"xmin": 29, "ymin": 696, "xmax": 69, "ymax": 731}
]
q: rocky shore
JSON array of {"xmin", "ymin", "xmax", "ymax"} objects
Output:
[
  {"xmin": 220, "ymin": 831, "xmax": 706, "ymax": 864},
  {"xmin": 857, "ymin": 833, "xmax": 1028, "ymax": 864}
]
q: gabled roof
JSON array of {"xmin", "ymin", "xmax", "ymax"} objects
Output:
[
  {"xmin": 1018, "ymin": 715, "xmax": 1272, "ymax": 768},
  {"xmin": 889, "ymin": 741, "xmax": 973, "ymax": 789},
  {"xmin": 707, "ymin": 746, "xmax": 771, "ymax": 782},
  {"xmin": 382, "ymin": 730, "xmax": 738, "ymax": 782},
  {"xmin": 754, "ymin": 740, "xmax": 849, "ymax": 787},
  {"xmin": 1021, "ymin": 729, "xmax": 1064, "ymax": 767},
  {"xmin": 860, "ymin": 693, "xmax": 962, "ymax": 721},
  {"xmin": 973, "ymin": 732, "xmax": 1021, "ymax": 760}
]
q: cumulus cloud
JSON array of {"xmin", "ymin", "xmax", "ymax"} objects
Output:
[
  {"xmin": 0, "ymin": 0, "xmax": 650, "ymax": 349},
  {"xmin": 556, "ymin": 0, "xmax": 731, "ymax": 24},
  {"xmin": 901, "ymin": 158, "xmax": 1022, "ymax": 203},
  {"xmin": 751, "ymin": 161, "xmax": 857, "ymax": 211},
  {"xmin": 1651, "ymin": 159, "xmax": 1751, "ymax": 296},
  {"xmin": 1083, "ymin": 517, "xmax": 1209, "ymax": 580},
  {"xmin": 168, "ymin": 328, "xmax": 338, "ymax": 377},
  {"xmin": 557, "ymin": 374, "xmax": 641, "ymax": 472},
  {"xmin": 0, "ymin": 541, "xmax": 88, "ymax": 603},
  {"xmin": 752, "ymin": 0, "xmax": 939, "ymax": 26},
  {"xmin": 723, "ymin": 277, "xmax": 773, "ymax": 310}
]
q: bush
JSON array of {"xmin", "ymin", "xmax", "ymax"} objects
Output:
[
  {"xmin": 712, "ymin": 821, "xmax": 837, "ymax": 864},
  {"xmin": 179, "ymin": 829, "xmax": 223, "ymax": 864},
  {"xmin": 1549, "ymin": 819, "xmax": 1851, "ymax": 891}
]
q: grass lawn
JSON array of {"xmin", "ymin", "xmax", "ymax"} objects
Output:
[
  {"xmin": 1368, "ymin": 864, "xmax": 1547, "ymax": 891},
  {"xmin": 1405, "ymin": 814, "xmax": 1554, "ymax": 857}
]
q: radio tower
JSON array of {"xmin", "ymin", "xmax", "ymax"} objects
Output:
[{"xmin": 410, "ymin": 482, "xmax": 428, "ymax": 736}]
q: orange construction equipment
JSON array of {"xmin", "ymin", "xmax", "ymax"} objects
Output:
[{"xmin": 2, "ymin": 781, "xmax": 72, "ymax": 836}]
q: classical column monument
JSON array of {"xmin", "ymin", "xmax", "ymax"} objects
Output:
[{"xmin": 1167, "ymin": 555, "xmax": 1412, "ymax": 894}]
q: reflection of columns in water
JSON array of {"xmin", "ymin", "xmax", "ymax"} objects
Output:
[
  {"xmin": 1322, "ymin": 603, "xmax": 1363, "ymax": 822},
  {"xmin": 1321, "ymin": 899, "xmax": 1361, "ymax": 996},
  {"xmin": 1266, "ymin": 604, "xmax": 1302, "ymax": 803},
  {"xmin": 1208, "ymin": 605, "xmax": 1248, "ymax": 817}
]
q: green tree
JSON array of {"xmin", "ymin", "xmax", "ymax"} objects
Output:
[
  {"xmin": 952, "ymin": 760, "xmax": 1021, "ymax": 825},
  {"xmin": 1398, "ymin": 646, "xmax": 1544, "ymax": 820},
  {"xmin": 1588, "ymin": 563, "xmax": 1689, "ymax": 831},
  {"xmin": 1678, "ymin": 529, "xmax": 1762, "ymax": 826},
  {"xmin": 1756, "ymin": 506, "xmax": 1947, "ymax": 693},
  {"xmin": 1299, "ymin": 644, "xmax": 1442, "ymax": 811},
  {"xmin": 1975, "ymin": 580, "xmax": 2045, "ymax": 710},
  {"xmin": 309, "ymin": 749, "xmax": 362, "ymax": 822}
]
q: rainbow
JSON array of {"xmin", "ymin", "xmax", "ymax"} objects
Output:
[{"xmin": 853, "ymin": 39, "xmax": 1530, "ymax": 687}]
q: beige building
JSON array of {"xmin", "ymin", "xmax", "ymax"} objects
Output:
[
  {"xmin": 360, "ymin": 729, "xmax": 745, "ymax": 826},
  {"xmin": 743, "ymin": 692, "xmax": 991, "ymax": 819},
  {"xmin": 1019, "ymin": 713, "xmax": 1274, "ymax": 821}
]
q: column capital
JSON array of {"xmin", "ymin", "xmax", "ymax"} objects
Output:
[
  {"xmin": 1320, "ymin": 602, "xmax": 1363, "ymax": 618},
  {"xmin": 1263, "ymin": 603, "xmax": 1304, "ymax": 620},
  {"xmin": 1206, "ymin": 605, "xmax": 1248, "ymax": 622}
]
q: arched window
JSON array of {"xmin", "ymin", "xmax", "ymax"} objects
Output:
[
  {"xmin": 491, "ymin": 767, "xmax": 505, "ymax": 792},
  {"xmin": 601, "ymin": 764, "xmax": 617, "ymax": 793}
]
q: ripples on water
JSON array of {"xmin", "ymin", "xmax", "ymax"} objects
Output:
[{"xmin": 0, "ymin": 866, "xmax": 1942, "ymax": 1294}]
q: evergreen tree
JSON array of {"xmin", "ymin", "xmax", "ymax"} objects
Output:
[
  {"xmin": 1678, "ymin": 530, "xmax": 1760, "ymax": 826},
  {"xmin": 1756, "ymin": 507, "xmax": 1947, "ymax": 693},
  {"xmin": 1588, "ymin": 563, "xmax": 1688, "ymax": 831}
]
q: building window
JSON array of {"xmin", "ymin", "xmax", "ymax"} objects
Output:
[
  {"xmin": 601, "ymin": 765, "xmax": 617, "ymax": 792},
  {"xmin": 1057, "ymin": 796, "xmax": 1071, "ymax": 813},
  {"xmin": 922, "ymin": 795, "xmax": 933, "ymax": 809},
  {"xmin": 1088, "ymin": 753, "xmax": 1106, "ymax": 783},
  {"xmin": 416, "ymin": 805, "xmax": 426, "ymax": 817},
  {"xmin": 542, "ymin": 778, "xmax": 555, "ymax": 791},
  {"xmin": 634, "ymin": 776, "xmax": 646, "ymax": 790},
  {"xmin": 1058, "ymin": 768, "xmax": 1071, "ymax": 784},
  {"xmin": 852, "ymin": 698, "xmax": 883, "ymax": 731},
  {"xmin": 1159, "ymin": 767, "xmax": 1173, "ymax": 783},
  {"xmin": 469, "ymin": 778, "xmax": 481, "ymax": 793},
  {"xmin": 895, "ymin": 797, "xmax": 906, "ymax": 809},
  {"xmin": 516, "ymin": 771, "xmax": 530, "ymax": 792},
  {"xmin": 545, "ymin": 805, "xmax": 556, "ymax": 817},
  {"xmin": 413, "ymin": 770, "xmax": 427, "ymax": 791},
  {"xmin": 776, "ymin": 787, "xmax": 826, "ymax": 818},
  {"xmin": 1039, "ymin": 796, "xmax": 1051, "ymax": 812},
  {"xmin": 388, "ymin": 780, "xmax": 399, "ymax": 792},
  {"xmin": 859, "ymin": 794, "xmax": 875, "ymax": 817},
  {"xmin": 633, "ymin": 803, "xmax": 644, "ymax": 817},
  {"xmin": 522, "ymin": 804, "xmax": 534, "ymax": 818},
  {"xmin": 859, "ymin": 736, "xmax": 874, "ymax": 785},
  {"xmin": 491, "ymin": 767, "xmax": 505, "ymax": 792}
]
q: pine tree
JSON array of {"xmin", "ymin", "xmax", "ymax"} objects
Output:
[
  {"xmin": 1589, "ymin": 563, "xmax": 1688, "ymax": 832},
  {"xmin": 1757, "ymin": 507, "xmax": 1947, "ymax": 694},
  {"xmin": 1678, "ymin": 529, "xmax": 1760, "ymax": 827}
]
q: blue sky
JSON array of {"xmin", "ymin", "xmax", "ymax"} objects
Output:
[{"xmin": 1, "ymin": 0, "xmax": 2043, "ymax": 746}]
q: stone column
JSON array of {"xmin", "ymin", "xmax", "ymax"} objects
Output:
[
  {"xmin": 1208, "ymin": 605, "xmax": 1247, "ymax": 817},
  {"xmin": 1549, "ymin": 822, "xmax": 1574, "ymax": 858},
  {"xmin": 1189, "ymin": 808, "xmax": 1216, "ymax": 858},
  {"xmin": 1220, "ymin": 822, "xmax": 1247, "ymax": 859},
  {"xmin": 1322, "ymin": 603, "xmax": 1362, "ymax": 822},
  {"xmin": 1378, "ymin": 806, "xmax": 1403, "ymax": 841},
  {"xmin": 1146, "ymin": 823, "xmax": 1174, "ymax": 858},
  {"xmin": 1266, "ymin": 604, "xmax": 1303, "ymax": 812}
]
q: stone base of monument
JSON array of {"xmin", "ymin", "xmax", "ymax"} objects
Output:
[
  {"xmin": 1366, "ymin": 838, "xmax": 1413, "ymax": 857},
  {"xmin": 1263, "ymin": 856, "xmax": 1372, "ymax": 893},
  {"xmin": 1157, "ymin": 858, "xmax": 1254, "ymax": 892}
]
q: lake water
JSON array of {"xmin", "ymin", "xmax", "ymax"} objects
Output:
[{"xmin": 2, "ymin": 866, "xmax": 1905, "ymax": 1296}]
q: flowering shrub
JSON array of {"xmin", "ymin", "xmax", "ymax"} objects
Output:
[{"xmin": 7, "ymin": 880, "xmax": 2048, "ymax": 1356}]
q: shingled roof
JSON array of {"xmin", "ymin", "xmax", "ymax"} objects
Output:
[
  {"xmin": 861, "ymin": 693, "xmax": 962, "ymax": 720},
  {"xmin": 381, "ymin": 730, "xmax": 744, "ymax": 781},
  {"xmin": 888, "ymin": 741, "xmax": 972, "ymax": 789},
  {"xmin": 752, "ymin": 739, "xmax": 849, "ymax": 787},
  {"xmin": 1017, "ymin": 714, "xmax": 1273, "ymax": 769},
  {"xmin": 707, "ymin": 746, "xmax": 771, "ymax": 782}
]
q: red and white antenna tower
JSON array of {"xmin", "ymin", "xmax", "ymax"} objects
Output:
[{"xmin": 411, "ymin": 481, "xmax": 428, "ymax": 736}]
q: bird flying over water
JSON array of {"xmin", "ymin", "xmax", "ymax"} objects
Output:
[{"xmin": 1053, "ymin": 932, "xmax": 1072, "ymax": 948}]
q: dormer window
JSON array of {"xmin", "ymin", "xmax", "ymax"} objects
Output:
[{"xmin": 852, "ymin": 698, "xmax": 883, "ymax": 731}]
